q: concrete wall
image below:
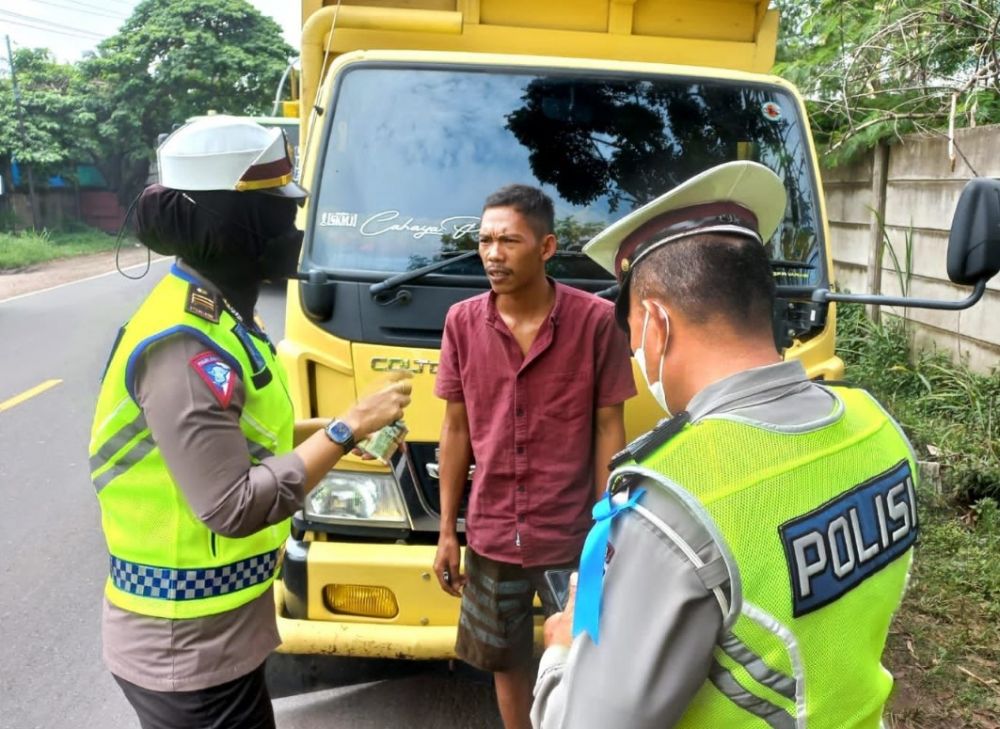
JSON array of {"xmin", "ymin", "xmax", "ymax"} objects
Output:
[{"xmin": 823, "ymin": 124, "xmax": 1000, "ymax": 374}]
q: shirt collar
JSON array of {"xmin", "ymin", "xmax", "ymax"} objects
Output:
[
  {"xmin": 686, "ymin": 360, "xmax": 810, "ymax": 421},
  {"xmin": 485, "ymin": 277, "xmax": 562, "ymax": 326}
]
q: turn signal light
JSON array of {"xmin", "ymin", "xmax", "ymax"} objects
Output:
[{"xmin": 323, "ymin": 584, "xmax": 399, "ymax": 619}]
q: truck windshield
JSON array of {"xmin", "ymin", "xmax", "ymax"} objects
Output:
[{"xmin": 308, "ymin": 64, "xmax": 823, "ymax": 285}]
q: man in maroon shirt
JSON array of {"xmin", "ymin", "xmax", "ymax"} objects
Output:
[{"xmin": 433, "ymin": 184, "xmax": 636, "ymax": 729}]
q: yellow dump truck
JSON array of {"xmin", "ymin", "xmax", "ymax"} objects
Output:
[{"xmin": 274, "ymin": 0, "xmax": 843, "ymax": 659}]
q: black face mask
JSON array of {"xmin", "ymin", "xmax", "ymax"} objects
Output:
[{"xmin": 258, "ymin": 229, "xmax": 304, "ymax": 282}]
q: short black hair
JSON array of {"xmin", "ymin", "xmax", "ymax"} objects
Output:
[
  {"xmin": 483, "ymin": 184, "xmax": 555, "ymax": 238},
  {"xmin": 631, "ymin": 233, "xmax": 775, "ymax": 335}
]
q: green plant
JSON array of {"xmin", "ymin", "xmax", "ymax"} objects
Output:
[
  {"xmin": 870, "ymin": 210, "xmax": 915, "ymax": 301},
  {"xmin": 0, "ymin": 226, "xmax": 126, "ymax": 270},
  {"xmin": 837, "ymin": 302, "xmax": 1000, "ymax": 502}
]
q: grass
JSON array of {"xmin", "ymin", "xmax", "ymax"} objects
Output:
[
  {"xmin": 885, "ymin": 490, "xmax": 1000, "ymax": 727},
  {"xmin": 836, "ymin": 303, "xmax": 1000, "ymax": 726},
  {"xmin": 837, "ymin": 303, "xmax": 1000, "ymax": 502},
  {"xmin": 0, "ymin": 225, "xmax": 130, "ymax": 271}
]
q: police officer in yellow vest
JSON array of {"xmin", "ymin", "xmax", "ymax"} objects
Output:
[
  {"xmin": 89, "ymin": 116, "xmax": 411, "ymax": 728},
  {"xmin": 531, "ymin": 162, "xmax": 917, "ymax": 729}
]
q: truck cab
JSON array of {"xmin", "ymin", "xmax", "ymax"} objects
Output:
[{"xmin": 275, "ymin": 0, "xmax": 842, "ymax": 659}]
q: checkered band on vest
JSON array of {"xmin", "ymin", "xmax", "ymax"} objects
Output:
[{"xmin": 110, "ymin": 550, "xmax": 279, "ymax": 601}]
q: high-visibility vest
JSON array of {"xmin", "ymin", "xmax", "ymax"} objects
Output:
[
  {"xmin": 89, "ymin": 265, "xmax": 293, "ymax": 619},
  {"xmin": 621, "ymin": 386, "xmax": 916, "ymax": 729}
]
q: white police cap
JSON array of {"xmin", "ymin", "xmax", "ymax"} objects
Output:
[
  {"xmin": 583, "ymin": 161, "xmax": 786, "ymax": 280},
  {"xmin": 157, "ymin": 114, "xmax": 306, "ymax": 199}
]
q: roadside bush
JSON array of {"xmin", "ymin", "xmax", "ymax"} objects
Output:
[
  {"xmin": 0, "ymin": 225, "xmax": 125, "ymax": 271},
  {"xmin": 837, "ymin": 303, "xmax": 1000, "ymax": 502}
]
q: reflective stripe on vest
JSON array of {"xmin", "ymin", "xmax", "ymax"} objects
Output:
[
  {"xmin": 90, "ymin": 413, "xmax": 276, "ymax": 492},
  {"xmin": 709, "ymin": 660, "xmax": 795, "ymax": 729},
  {"xmin": 719, "ymin": 632, "xmax": 796, "ymax": 702},
  {"xmin": 110, "ymin": 550, "xmax": 279, "ymax": 601}
]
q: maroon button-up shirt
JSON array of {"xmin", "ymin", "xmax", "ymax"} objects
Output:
[{"xmin": 434, "ymin": 281, "xmax": 636, "ymax": 567}]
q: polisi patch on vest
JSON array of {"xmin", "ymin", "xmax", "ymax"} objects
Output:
[{"xmin": 780, "ymin": 460, "xmax": 917, "ymax": 617}]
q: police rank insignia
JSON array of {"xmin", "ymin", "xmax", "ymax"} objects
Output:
[
  {"xmin": 190, "ymin": 351, "xmax": 236, "ymax": 407},
  {"xmin": 185, "ymin": 284, "xmax": 221, "ymax": 323},
  {"xmin": 779, "ymin": 460, "xmax": 917, "ymax": 617}
]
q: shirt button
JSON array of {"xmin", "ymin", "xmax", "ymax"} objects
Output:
[
  {"xmin": 517, "ymin": 484, "xmax": 525, "ymax": 492},
  {"xmin": 516, "ymin": 445, "xmax": 525, "ymax": 455},
  {"xmin": 516, "ymin": 408, "xmax": 525, "ymax": 417},
  {"xmin": 517, "ymin": 514, "xmax": 526, "ymax": 523}
]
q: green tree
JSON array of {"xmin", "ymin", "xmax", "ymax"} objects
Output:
[
  {"xmin": 0, "ymin": 48, "xmax": 97, "ymax": 181},
  {"xmin": 82, "ymin": 0, "xmax": 295, "ymax": 202},
  {"xmin": 774, "ymin": 0, "xmax": 1000, "ymax": 165}
]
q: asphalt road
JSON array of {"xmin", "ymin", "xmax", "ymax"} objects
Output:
[{"xmin": 0, "ymin": 261, "xmax": 501, "ymax": 729}]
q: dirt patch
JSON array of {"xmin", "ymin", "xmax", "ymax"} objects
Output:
[{"xmin": 0, "ymin": 248, "xmax": 168, "ymax": 302}]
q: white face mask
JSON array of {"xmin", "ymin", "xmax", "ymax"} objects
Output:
[{"xmin": 633, "ymin": 303, "xmax": 670, "ymax": 414}]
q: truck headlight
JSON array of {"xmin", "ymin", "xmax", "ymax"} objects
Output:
[{"xmin": 304, "ymin": 471, "xmax": 409, "ymax": 527}]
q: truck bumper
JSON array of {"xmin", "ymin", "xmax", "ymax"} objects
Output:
[
  {"xmin": 274, "ymin": 538, "xmax": 463, "ymax": 660},
  {"xmin": 275, "ymin": 580, "xmax": 461, "ymax": 659},
  {"xmin": 274, "ymin": 537, "xmax": 544, "ymax": 660}
]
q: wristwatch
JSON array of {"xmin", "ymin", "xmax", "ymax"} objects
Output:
[{"xmin": 324, "ymin": 419, "xmax": 356, "ymax": 451}]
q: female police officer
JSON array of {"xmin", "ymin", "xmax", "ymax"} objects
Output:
[{"xmin": 88, "ymin": 116, "xmax": 411, "ymax": 728}]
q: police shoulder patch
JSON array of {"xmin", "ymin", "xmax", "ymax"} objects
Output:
[
  {"xmin": 184, "ymin": 284, "xmax": 221, "ymax": 323},
  {"xmin": 780, "ymin": 460, "xmax": 917, "ymax": 617},
  {"xmin": 190, "ymin": 350, "xmax": 236, "ymax": 407}
]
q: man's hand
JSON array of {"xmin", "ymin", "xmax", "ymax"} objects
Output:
[
  {"xmin": 543, "ymin": 572, "xmax": 577, "ymax": 649},
  {"xmin": 342, "ymin": 372, "xmax": 412, "ymax": 440},
  {"xmin": 433, "ymin": 530, "xmax": 465, "ymax": 597}
]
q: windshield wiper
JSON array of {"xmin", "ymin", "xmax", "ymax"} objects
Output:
[{"xmin": 369, "ymin": 250, "xmax": 481, "ymax": 296}]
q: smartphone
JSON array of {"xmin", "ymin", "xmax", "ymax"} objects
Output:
[{"xmin": 544, "ymin": 568, "xmax": 575, "ymax": 612}]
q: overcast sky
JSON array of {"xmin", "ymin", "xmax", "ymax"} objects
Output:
[{"xmin": 0, "ymin": 0, "xmax": 300, "ymax": 62}]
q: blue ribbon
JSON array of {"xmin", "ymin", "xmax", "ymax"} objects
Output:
[{"xmin": 573, "ymin": 487, "xmax": 646, "ymax": 644}]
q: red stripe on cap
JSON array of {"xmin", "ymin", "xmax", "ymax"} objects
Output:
[
  {"xmin": 614, "ymin": 202, "xmax": 759, "ymax": 281},
  {"xmin": 239, "ymin": 155, "xmax": 292, "ymax": 183}
]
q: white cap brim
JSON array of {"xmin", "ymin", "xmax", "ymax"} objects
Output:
[{"xmin": 582, "ymin": 161, "xmax": 788, "ymax": 275}]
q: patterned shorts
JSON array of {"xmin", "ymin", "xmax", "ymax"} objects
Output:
[{"xmin": 455, "ymin": 547, "xmax": 575, "ymax": 672}]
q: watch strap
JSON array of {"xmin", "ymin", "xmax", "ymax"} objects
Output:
[{"xmin": 325, "ymin": 419, "xmax": 356, "ymax": 451}]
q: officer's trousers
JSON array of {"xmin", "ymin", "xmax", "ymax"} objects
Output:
[{"xmin": 113, "ymin": 662, "xmax": 275, "ymax": 729}]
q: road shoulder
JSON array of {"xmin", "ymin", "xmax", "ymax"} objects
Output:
[{"xmin": 0, "ymin": 248, "xmax": 168, "ymax": 302}]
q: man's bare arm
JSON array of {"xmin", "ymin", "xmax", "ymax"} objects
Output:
[
  {"xmin": 433, "ymin": 400, "xmax": 473, "ymax": 596},
  {"xmin": 593, "ymin": 403, "xmax": 626, "ymax": 499}
]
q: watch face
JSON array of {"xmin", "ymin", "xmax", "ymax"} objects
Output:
[{"xmin": 327, "ymin": 420, "xmax": 353, "ymax": 445}]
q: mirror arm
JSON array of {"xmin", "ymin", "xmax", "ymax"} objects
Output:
[
  {"xmin": 812, "ymin": 278, "xmax": 987, "ymax": 311},
  {"xmin": 292, "ymin": 270, "xmax": 331, "ymax": 284}
]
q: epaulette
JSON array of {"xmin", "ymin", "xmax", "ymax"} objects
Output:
[
  {"xmin": 184, "ymin": 283, "xmax": 221, "ymax": 323},
  {"xmin": 608, "ymin": 410, "xmax": 691, "ymax": 473}
]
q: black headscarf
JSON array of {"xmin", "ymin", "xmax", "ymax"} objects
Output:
[{"xmin": 136, "ymin": 184, "xmax": 302, "ymax": 318}]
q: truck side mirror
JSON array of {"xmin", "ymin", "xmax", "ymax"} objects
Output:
[
  {"xmin": 810, "ymin": 176, "xmax": 996, "ymax": 311},
  {"xmin": 295, "ymin": 270, "xmax": 335, "ymax": 322},
  {"xmin": 947, "ymin": 177, "xmax": 1000, "ymax": 285}
]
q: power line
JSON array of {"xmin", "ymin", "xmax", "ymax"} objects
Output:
[
  {"xmin": 0, "ymin": 17, "xmax": 106, "ymax": 42},
  {"xmin": 26, "ymin": 0, "xmax": 126, "ymax": 22},
  {"xmin": 0, "ymin": 9, "xmax": 108, "ymax": 40}
]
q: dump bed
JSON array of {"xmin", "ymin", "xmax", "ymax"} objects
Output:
[{"xmin": 299, "ymin": 0, "xmax": 778, "ymax": 138}]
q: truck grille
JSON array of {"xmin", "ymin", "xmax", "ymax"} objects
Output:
[{"xmin": 393, "ymin": 443, "xmax": 471, "ymax": 519}]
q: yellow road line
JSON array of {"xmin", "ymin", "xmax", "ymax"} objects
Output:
[{"xmin": 0, "ymin": 379, "xmax": 63, "ymax": 413}]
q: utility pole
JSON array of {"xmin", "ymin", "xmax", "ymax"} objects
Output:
[{"xmin": 5, "ymin": 34, "xmax": 39, "ymax": 230}]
